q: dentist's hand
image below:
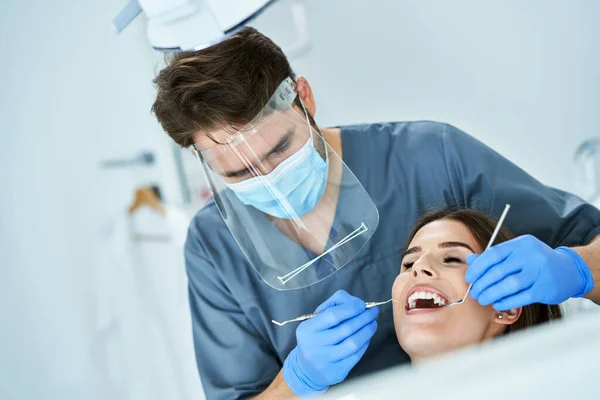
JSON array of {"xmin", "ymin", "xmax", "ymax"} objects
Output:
[
  {"xmin": 466, "ymin": 235, "xmax": 594, "ymax": 310},
  {"xmin": 282, "ymin": 290, "xmax": 379, "ymax": 397}
]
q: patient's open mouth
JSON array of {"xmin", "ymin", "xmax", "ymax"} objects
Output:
[{"xmin": 405, "ymin": 286, "xmax": 449, "ymax": 312}]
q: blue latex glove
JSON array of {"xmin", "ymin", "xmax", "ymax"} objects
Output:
[
  {"xmin": 466, "ymin": 235, "xmax": 594, "ymax": 311},
  {"xmin": 282, "ymin": 290, "xmax": 379, "ymax": 397}
]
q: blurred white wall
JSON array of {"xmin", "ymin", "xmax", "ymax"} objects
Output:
[
  {"xmin": 255, "ymin": 0, "xmax": 600, "ymax": 192},
  {"xmin": 0, "ymin": 0, "xmax": 598, "ymax": 399},
  {"xmin": 0, "ymin": 1, "xmax": 180, "ymax": 399}
]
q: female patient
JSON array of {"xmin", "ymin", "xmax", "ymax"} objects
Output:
[{"xmin": 392, "ymin": 207, "xmax": 562, "ymax": 362}]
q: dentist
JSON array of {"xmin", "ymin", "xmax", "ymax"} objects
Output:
[{"xmin": 150, "ymin": 27, "xmax": 600, "ymax": 399}]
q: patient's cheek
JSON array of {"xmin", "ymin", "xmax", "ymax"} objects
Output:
[
  {"xmin": 391, "ymin": 274, "xmax": 406, "ymax": 299},
  {"xmin": 392, "ymin": 275, "xmax": 401, "ymax": 297}
]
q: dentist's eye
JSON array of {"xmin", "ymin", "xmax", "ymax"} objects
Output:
[{"xmin": 272, "ymin": 140, "xmax": 291, "ymax": 154}]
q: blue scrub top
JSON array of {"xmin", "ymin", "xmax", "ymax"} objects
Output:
[{"xmin": 184, "ymin": 121, "xmax": 600, "ymax": 400}]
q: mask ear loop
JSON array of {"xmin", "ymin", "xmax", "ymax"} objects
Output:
[{"xmin": 297, "ymin": 96, "xmax": 329, "ymax": 165}]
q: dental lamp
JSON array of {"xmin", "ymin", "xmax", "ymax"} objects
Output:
[{"xmin": 112, "ymin": 0, "xmax": 279, "ymax": 52}]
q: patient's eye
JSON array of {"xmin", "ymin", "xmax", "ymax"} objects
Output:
[
  {"xmin": 443, "ymin": 256, "xmax": 463, "ymax": 264},
  {"xmin": 401, "ymin": 261, "xmax": 414, "ymax": 271}
]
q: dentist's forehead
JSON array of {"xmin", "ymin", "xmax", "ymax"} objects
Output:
[{"xmin": 193, "ymin": 115, "xmax": 296, "ymax": 152}]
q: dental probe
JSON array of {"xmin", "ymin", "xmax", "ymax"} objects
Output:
[
  {"xmin": 445, "ymin": 204, "xmax": 511, "ymax": 307},
  {"xmin": 271, "ymin": 299, "xmax": 398, "ymax": 327}
]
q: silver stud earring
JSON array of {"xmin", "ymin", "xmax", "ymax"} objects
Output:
[{"xmin": 497, "ymin": 313, "xmax": 504, "ymax": 319}]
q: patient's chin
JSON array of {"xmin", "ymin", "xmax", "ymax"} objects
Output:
[
  {"xmin": 399, "ymin": 329, "xmax": 451, "ymax": 360},
  {"xmin": 398, "ymin": 324, "xmax": 486, "ymax": 361}
]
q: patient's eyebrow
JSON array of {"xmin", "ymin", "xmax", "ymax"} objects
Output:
[
  {"xmin": 402, "ymin": 246, "xmax": 421, "ymax": 258},
  {"xmin": 439, "ymin": 241, "xmax": 475, "ymax": 252}
]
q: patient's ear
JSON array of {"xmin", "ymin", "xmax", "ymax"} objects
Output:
[
  {"xmin": 485, "ymin": 307, "xmax": 523, "ymax": 339},
  {"xmin": 495, "ymin": 307, "xmax": 522, "ymax": 326}
]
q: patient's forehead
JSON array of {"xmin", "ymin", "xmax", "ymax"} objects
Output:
[{"xmin": 409, "ymin": 219, "xmax": 482, "ymax": 252}]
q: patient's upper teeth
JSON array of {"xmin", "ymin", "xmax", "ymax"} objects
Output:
[
  {"xmin": 407, "ymin": 290, "xmax": 448, "ymax": 308},
  {"xmin": 433, "ymin": 294, "xmax": 446, "ymax": 306}
]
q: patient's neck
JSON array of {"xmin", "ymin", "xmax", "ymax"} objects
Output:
[
  {"xmin": 407, "ymin": 331, "xmax": 502, "ymax": 364},
  {"xmin": 408, "ymin": 353, "xmax": 431, "ymax": 364},
  {"xmin": 407, "ymin": 345, "xmax": 464, "ymax": 363}
]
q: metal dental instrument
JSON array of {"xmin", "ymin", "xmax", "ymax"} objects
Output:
[
  {"xmin": 271, "ymin": 299, "xmax": 398, "ymax": 327},
  {"xmin": 445, "ymin": 204, "xmax": 511, "ymax": 308}
]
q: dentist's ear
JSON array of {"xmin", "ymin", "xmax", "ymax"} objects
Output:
[
  {"xmin": 495, "ymin": 307, "xmax": 522, "ymax": 326},
  {"xmin": 295, "ymin": 76, "xmax": 316, "ymax": 116}
]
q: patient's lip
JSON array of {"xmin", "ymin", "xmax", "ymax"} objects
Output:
[{"xmin": 404, "ymin": 284, "xmax": 451, "ymax": 315}]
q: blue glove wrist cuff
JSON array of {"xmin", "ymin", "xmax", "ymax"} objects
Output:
[
  {"xmin": 283, "ymin": 348, "xmax": 328, "ymax": 398},
  {"xmin": 556, "ymin": 246, "xmax": 595, "ymax": 297}
]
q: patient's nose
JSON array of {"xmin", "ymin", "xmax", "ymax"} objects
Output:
[{"xmin": 412, "ymin": 257, "xmax": 437, "ymax": 278}]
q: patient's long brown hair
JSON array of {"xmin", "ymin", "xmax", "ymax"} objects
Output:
[{"xmin": 406, "ymin": 207, "xmax": 562, "ymax": 334}]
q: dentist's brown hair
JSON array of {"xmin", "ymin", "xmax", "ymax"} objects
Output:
[
  {"xmin": 406, "ymin": 207, "xmax": 562, "ymax": 334},
  {"xmin": 152, "ymin": 27, "xmax": 297, "ymax": 148}
]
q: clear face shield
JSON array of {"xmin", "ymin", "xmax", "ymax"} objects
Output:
[{"xmin": 192, "ymin": 77, "xmax": 379, "ymax": 290}]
